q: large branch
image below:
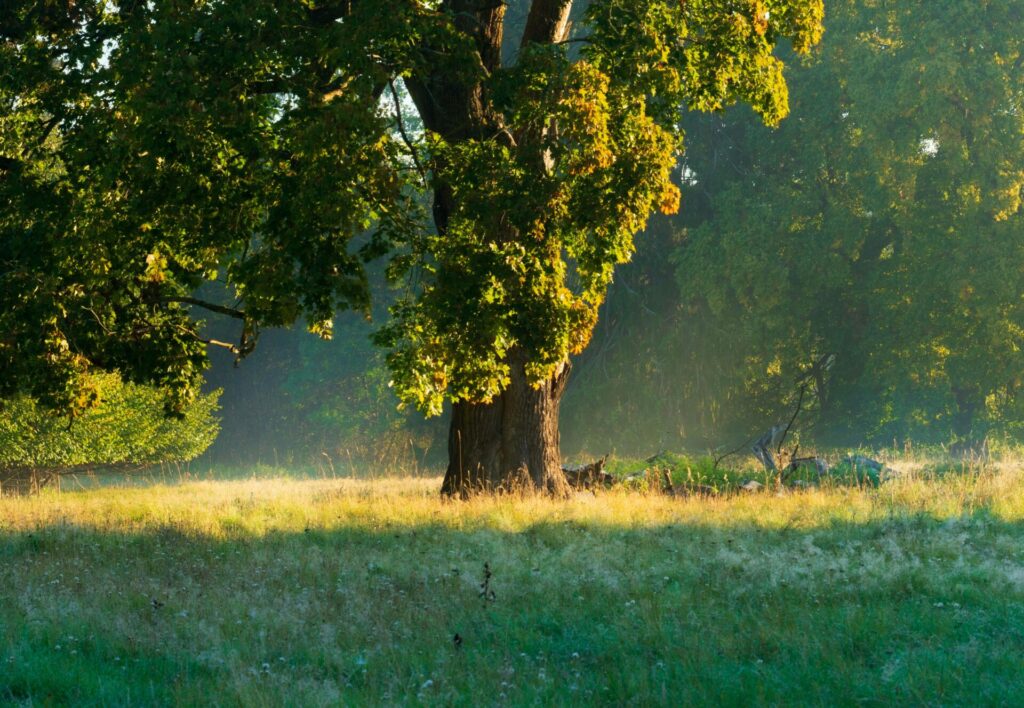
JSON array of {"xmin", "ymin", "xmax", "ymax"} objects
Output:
[
  {"xmin": 408, "ymin": 1, "xmax": 508, "ymax": 140},
  {"xmin": 441, "ymin": 0, "xmax": 505, "ymax": 73},
  {"xmin": 521, "ymin": 0, "xmax": 573, "ymax": 48},
  {"xmin": 161, "ymin": 296, "xmax": 246, "ymax": 320}
]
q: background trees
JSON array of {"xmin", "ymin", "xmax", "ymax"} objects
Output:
[{"xmin": 675, "ymin": 0, "xmax": 1024, "ymax": 447}]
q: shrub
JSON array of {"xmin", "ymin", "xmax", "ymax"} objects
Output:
[{"xmin": 0, "ymin": 373, "xmax": 219, "ymax": 477}]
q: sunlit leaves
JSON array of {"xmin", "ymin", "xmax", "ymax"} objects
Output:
[
  {"xmin": 381, "ymin": 0, "xmax": 821, "ymax": 413},
  {"xmin": 0, "ymin": 373, "xmax": 220, "ymax": 469},
  {"xmin": 2, "ymin": 0, "xmax": 421, "ymax": 414},
  {"xmin": 2, "ymin": 0, "xmax": 823, "ymax": 419}
]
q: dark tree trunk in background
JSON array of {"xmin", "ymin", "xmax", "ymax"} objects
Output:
[
  {"xmin": 441, "ymin": 351, "xmax": 571, "ymax": 497},
  {"xmin": 952, "ymin": 385, "xmax": 981, "ymax": 444}
]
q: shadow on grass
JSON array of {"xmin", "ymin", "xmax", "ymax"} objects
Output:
[{"xmin": 2, "ymin": 503, "xmax": 1024, "ymax": 705}]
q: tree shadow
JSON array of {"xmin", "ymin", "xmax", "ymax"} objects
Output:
[{"xmin": 2, "ymin": 501, "xmax": 1024, "ymax": 705}]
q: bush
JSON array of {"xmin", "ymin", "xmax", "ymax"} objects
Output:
[{"xmin": 0, "ymin": 373, "xmax": 220, "ymax": 476}]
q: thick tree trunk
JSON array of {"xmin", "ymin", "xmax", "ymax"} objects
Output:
[
  {"xmin": 441, "ymin": 351, "xmax": 571, "ymax": 497},
  {"xmin": 403, "ymin": 3, "xmax": 578, "ymax": 498}
]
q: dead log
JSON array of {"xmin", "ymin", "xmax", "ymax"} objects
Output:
[
  {"xmin": 562, "ymin": 455, "xmax": 613, "ymax": 490},
  {"xmin": 786, "ymin": 456, "xmax": 829, "ymax": 477},
  {"xmin": 752, "ymin": 383, "xmax": 809, "ymax": 473}
]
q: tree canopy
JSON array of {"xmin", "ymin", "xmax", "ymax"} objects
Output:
[
  {"xmin": 2, "ymin": 0, "xmax": 822, "ymax": 411},
  {"xmin": 1, "ymin": 1, "xmax": 827, "ymax": 493}
]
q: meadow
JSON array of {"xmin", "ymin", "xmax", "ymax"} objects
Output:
[{"xmin": 3, "ymin": 456, "xmax": 1024, "ymax": 706}]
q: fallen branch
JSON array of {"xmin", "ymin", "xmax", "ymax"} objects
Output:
[
  {"xmin": 776, "ymin": 383, "xmax": 808, "ymax": 455},
  {"xmin": 562, "ymin": 455, "xmax": 613, "ymax": 490}
]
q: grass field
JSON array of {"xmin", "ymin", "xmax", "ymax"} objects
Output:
[{"xmin": 3, "ymin": 458, "xmax": 1024, "ymax": 706}]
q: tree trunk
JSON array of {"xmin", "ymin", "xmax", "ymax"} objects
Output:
[
  {"xmin": 403, "ymin": 4, "xmax": 576, "ymax": 498},
  {"xmin": 441, "ymin": 350, "xmax": 571, "ymax": 497},
  {"xmin": 952, "ymin": 385, "xmax": 980, "ymax": 443}
]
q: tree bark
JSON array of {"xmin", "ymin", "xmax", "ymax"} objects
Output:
[
  {"xmin": 406, "ymin": 4, "xmax": 576, "ymax": 496},
  {"xmin": 441, "ymin": 350, "xmax": 572, "ymax": 497}
]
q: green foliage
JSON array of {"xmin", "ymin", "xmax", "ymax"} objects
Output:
[
  {"xmin": 828, "ymin": 458, "xmax": 882, "ymax": 488},
  {"xmin": 379, "ymin": 0, "xmax": 822, "ymax": 415},
  {"xmin": 0, "ymin": 373, "xmax": 219, "ymax": 470},
  {"xmin": 673, "ymin": 0, "xmax": 1024, "ymax": 445},
  {"xmin": 1, "ymin": 0, "xmax": 822, "ymax": 425},
  {"xmin": 1, "ymin": 1, "xmax": 418, "ymax": 414},
  {"xmin": 604, "ymin": 451, "xmax": 745, "ymax": 493}
]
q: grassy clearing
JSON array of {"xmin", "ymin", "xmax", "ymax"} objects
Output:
[{"xmin": 3, "ymin": 463, "xmax": 1024, "ymax": 705}]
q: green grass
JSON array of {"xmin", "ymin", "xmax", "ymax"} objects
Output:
[{"xmin": 3, "ymin": 461, "xmax": 1024, "ymax": 705}]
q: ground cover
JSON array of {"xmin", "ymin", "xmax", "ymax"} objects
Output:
[{"xmin": 3, "ymin": 459, "xmax": 1024, "ymax": 705}]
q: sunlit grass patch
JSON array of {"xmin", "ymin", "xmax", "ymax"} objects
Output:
[{"xmin": 3, "ymin": 463, "xmax": 1024, "ymax": 705}]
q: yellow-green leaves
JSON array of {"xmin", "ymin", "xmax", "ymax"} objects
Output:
[
  {"xmin": 2, "ymin": 0, "xmax": 823, "ymax": 421},
  {"xmin": 144, "ymin": 250, "xmax": 167, "ymax": 283},
  {"xmin": 381, "ymin": 0, "xmax": 822, "ymax": 415},
  {"xmin": 0, "ymin": 373, "xmax": 220, "ymax": 469}
]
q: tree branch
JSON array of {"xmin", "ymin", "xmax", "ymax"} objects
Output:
[
  {"xmin": 161, "ymin": 297, "xmax": 246, "ymax": 320},
  {"xmin": 248, "ymin": 77, "xmax": 294, "ymax": 95},
  {"xmin": 26, "ymin": 116, "xmax": 61, "ymax": 158},
  {"xmin": 200, "ymin": 337, "xmax": 242, "ymax": 355},
  {"xmin": 776, "ymin": 383, "xmax": 807, "ymax": 455},
  {"xmin": 388, "ymin": 79, "xmax": 428, "ymax": 184},
  {"xmin": 521, "ymin": 0, "xmax": 573, "ymax": 48},
  {"xmin": 712, "ymin": 435, "xmax": 757, "ymax": 470},
  {"xmin": 171, "ymin": 323, "xmax": 243, "ymax": 356},
  {"xmin": 441, "ymin": 0, "xmax": 506, "ymax": 73}
]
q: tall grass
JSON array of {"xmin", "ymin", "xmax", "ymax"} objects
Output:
[{"xmin": 3, "ymin": 460, "xmax": 1024, "ymax": 705}]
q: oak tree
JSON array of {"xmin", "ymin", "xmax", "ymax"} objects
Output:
[{"xmin": 1, "ymin": 0, "xmax": 822, "ymax": 495}]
